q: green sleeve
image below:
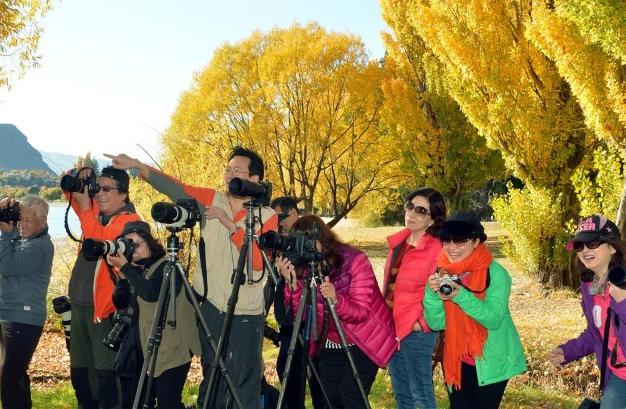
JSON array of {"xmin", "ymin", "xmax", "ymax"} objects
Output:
[
  {"xmin": 423, "ymin": 285, "xmax": 446, "ymax": 331},
  {"xmin": 451, "ymin": 261, "xmax": 511, "ymax": 330}
]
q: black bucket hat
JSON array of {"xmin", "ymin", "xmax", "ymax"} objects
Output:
[{"xmin": 438, "ymin": 210, "xmax": 487, "ymax": 243}]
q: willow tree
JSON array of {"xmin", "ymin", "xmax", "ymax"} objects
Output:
[
  {"xmin": 0, "ymin": 0, "xmax": 51, "ymax": 88},
  {"xmin": 380, "ymin": 1, "xmax": 505, "ymax": 211},
  {"xmin": 527, "ymin": 0, "xmax": 626, "ymax": 237},
  {"xmin": 162, "ymin": 23, "xmax": 400, "ymax": 224},
  {"xmin": 380, "ymin": 0, "xmax": 589, "ymax": 286}
]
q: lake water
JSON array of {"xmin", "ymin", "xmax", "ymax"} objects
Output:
[{"xmin": 48, "ymin": 202, "xmax": 81, "ymax": 238}]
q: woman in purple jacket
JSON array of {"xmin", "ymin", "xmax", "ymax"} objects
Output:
[
  {"xmin": 548, "ymin": 215, "xmax": 626, "ymax": 408},
  {"xmin": 276, "ymin": 215, "xmax": 395, "ymax": 409}
]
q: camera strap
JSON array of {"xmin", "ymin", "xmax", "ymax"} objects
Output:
[
  {"xmin": 199, "ymin": 235, "xmax": 208, "ymax": 302},
  {"xmin": 458, "ymin": 268, "xmax": 491, "ymax": 294},
  {"xmin": 600, "ymin": 307, "xmax": 612, "ymax": 391}
]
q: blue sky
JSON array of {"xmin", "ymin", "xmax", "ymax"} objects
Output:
[{"xmin": 0, "ymin": 0, "xmax": 389, "ymax": 166}]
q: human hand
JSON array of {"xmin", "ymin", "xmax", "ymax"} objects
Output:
[
  {"xmin": 427, "ymin": 274, "xmax": 440, "ymax": 292},
  {"xmin": 104, "ymin": 153, "xmax": 138, "ymax": 170},
  {"xmin": 205, "ymin": 206, "xmax": 236, "ymax": 232},
  {"xmin": 320, "ymin": 276, "xmax": 337, "ymax": 304},
  {"xmin": 609, "ymin": 283, "xmax": 626, "ymax": 303},
  {"xmin": 548, "ymin": 347, "xmax": 565, "ymax": 366},
  {"xmin": 276, "ymin": 256, "xmax": 297, "ymax": 289},
  {"xmin": 106, "ymin": 253, "xmax": 129, "ymax": 270}
]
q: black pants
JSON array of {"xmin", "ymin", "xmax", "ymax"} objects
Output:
[
  {"xmin": 197, "ymin": 301, "xmax": 263, "ymax": 409},
  {"xmin": 69, "ymin": 304, "xmax": 120, "ymax": 409},
  {"xmin": 318, "ymin": 346, "xmax": 378, "ymax": 409},
  {"xmin": 0, "ymin": 322, "xmax": 43, "ymax": 409},
  {"xmin": 153, "ymin": 361, "xmax": 191, "ymax": 409},
  {"xmin": 277, "ymin": 328, "xmax": 306, "ymax": 409},
  {"xmin": 448, "ymin": 363, "xmax": 508, "ymax": 409},
  {"xmin": 276, "ymin": 329, "xmax": 325, "ymax": 409}
]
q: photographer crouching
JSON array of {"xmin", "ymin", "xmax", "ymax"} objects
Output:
[
  {"xmin": 107, "ymin": 221, "xmax": 200, "ymax": 409},
  {"xmin": 0, "ymin": 195, "xmax": 53, "ymax": 409}
]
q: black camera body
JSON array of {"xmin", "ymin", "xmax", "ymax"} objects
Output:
[
  {"xmin": 228, "ymin": 178, "xmax": 273, "ymax": 207},
  {"xmin": 82, "ymin": 237, "xmax": 134, "ymax": 261},
  {"xmin": 103, "ymin": 309, "xmax": 133, "ymax": 351},
  {"xmin": 435, "ymin": 268, "xmax": 461, "ymax": 296},
  {"xmin": 608, "ymin": 266, "xmax": 626, "ymax": 290},
  {"xmin": 259, "ymin": 225, "xmax": 323, "ymax": 266},
  {"xmin": 60, "ymin": 168, "xmax": 99, "ymax": 197},
  {"xmin": 151, "ymin": 198, "xmax": 201, "ymax": 229},
  {"xmin": 0, "ymin": 202, "xmax": 20, "ymax": 223}
]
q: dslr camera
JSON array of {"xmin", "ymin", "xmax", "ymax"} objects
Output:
[
  {"xmin": 60, "ymin": 168, "xmax": 99, "ymax": 198},
  {"xmin": 81, "ymin": 237, "xmax": 135, "ymax": 261},
  {"xmin": 228, "ymin": 177, "xmax": 273, "ymax": 207},
  {"xmin": 52, "ymin": 295, "xmax": 72, "ymax": 351},
  {"xmin": 151, "ymin": 198, "xmax": 201, "ymax": 229},
  {"xmin": 435, "ymin": 268, "xmax": 461, "ymax": 296},
  {"xmin": 0, "ymin": 201, "xmax": 20, "ymax": 223},
  {"xmin": 102, "ymin": 309, "xmax": 133, "ymax": 351},
  {"xmin": 259, "ymin": 223, "xmax": 323, "ymax": 266}
]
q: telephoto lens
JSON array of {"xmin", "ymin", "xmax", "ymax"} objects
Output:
[
  {"xmin": 151, "ymin": 199, "xmax": 200, "ymax": 229},
  {"xmin": 608, "ymin": 266, "xmax": 626, "ymax": 290},
  {"xmin": 81, "ymin": 238, "xmax": 134, "ymax": 261},
  {"xmin": 52, "ymin": 296, "xmax": 72, "ymax": 351}
]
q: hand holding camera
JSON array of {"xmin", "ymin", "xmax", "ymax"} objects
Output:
[
  {"xmin": 276, "ymin": 256, "xmax": 297, "ymax": 290},
  {"xmin": 0, "ymin": 196, "xmax": 20, "ymax": 231},
  {"xmin": 427, "ymin": 269, "xmax": 461, "ymax": 300},
  {"xmin": 608, "ymin": 266, "xmax": 626, "ymax": 302}
]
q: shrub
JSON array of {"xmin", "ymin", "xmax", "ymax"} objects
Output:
[{"xmin": 492, "ymin": 185, "xmax": 573, "ymax": 286}]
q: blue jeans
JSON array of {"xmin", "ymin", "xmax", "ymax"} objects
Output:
[
  {"xmin": 388, "ymin": 330, "xmax": 437, "ymax": 409},
  {"xmin": 601, "ymin": 374, "xmax": 626, "ymax": 409}
]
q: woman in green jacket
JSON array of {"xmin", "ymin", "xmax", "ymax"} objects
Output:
[{"xmin": 423, "ymin": 210, "xmax": 526, "ymax": 409}]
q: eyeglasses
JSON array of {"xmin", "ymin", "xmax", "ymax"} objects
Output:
[
  {"xmin": 223, "ymin": 167, "xmax": 250, "ymax": 176},
  {"xmin": 404, "ymin": 202, "xmax": 430, "ymax": 217},
  {"xmin": 441, "ymin": 237, "xmax": 472, "ymax": 247},
  {"xmin": 132, "ymin": 240, "xmax": 145, "ymax": 251},
  {"xmin": 572, "ymin": 240, "xmax": 605, "ymax": 252},
  {"xmin": 97, "ymin": 185, "xmax": 119, "ymax": 193}
]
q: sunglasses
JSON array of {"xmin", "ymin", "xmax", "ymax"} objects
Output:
[
  {"xmin": 131, "ymin": 240, "xmax": 145, "ymax": 250},
  {"xmin": 97, "ymin": 185, "xmax": 119, "ymax": 193},
  {"xmin": 441, "ymin": 237, "xmax": 472, "ymax": 246},
  {"xmin": 405, "ymin": 202, "xmax": 430, "ymax": 217},
  {"xmin": 572, "ymin": 240, "xmax": 605, "ymax": 252}
]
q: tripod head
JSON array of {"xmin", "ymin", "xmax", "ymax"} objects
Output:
[{"xmin": 164, "ymin": 226, "xmax": 185, "ymax": 262}]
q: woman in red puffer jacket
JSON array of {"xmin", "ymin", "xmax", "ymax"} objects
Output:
[
  {"xmin": 277, "ymin": 215, "xmax": 395, "ymax": 409},
  {"xmin": 383, "ymin": 188, "xmax": 447, "ymax": 409}
]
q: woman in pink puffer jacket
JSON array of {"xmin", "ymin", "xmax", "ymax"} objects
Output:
[{"xmin": 277, "ymin": 215, "xmax": 395, "ymax": 409}]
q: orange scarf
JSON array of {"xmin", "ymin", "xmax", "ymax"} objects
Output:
[{"xmin": 437, "ymin": 243, "xmax": 492, "ymax": 389}]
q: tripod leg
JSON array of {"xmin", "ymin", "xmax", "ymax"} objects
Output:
[
  {"xmin": 297, "ymin": 333, "xmax": 333, "ymax": 409},
  {"xmin": 325, "ymin": 300, "xmax": 372, "ymax": 409},
  {"xmin": 174, "ymin": 262, "xmax": 244, "ymax": 409},
  {"xmin": 132, "ymin": 265, "xmax": 172, "ymax": 409},
  {"xmin": 202, "ymin": 237, "xmax": 249, "ymax": 409},
  {"xmin": 277, "ymin": 284, "xmax": 311, "ymax": 409}
]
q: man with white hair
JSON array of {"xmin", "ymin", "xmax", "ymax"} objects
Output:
[{"xmin": 0, "ymin": 195, "xmax": 54, "ymax": 409}]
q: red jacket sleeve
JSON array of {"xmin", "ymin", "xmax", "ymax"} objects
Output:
[{"xmin": 334, "ymin": 253, "xmax": 375, "ymax": 324}]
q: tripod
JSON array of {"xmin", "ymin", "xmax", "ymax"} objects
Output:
[
  {"xmin": 276, "ymin": 264, "xmax": 331, "ymax": 409},
  {"xmin": 132, "ymin": 228, "xmax": 243, "ymax": 409},
  {"xmin": 203, "ymin": 200, "xmax": 274, "ymax": 409},
  {"xmin": 278, "ymin": 259, "xmax": 372, "ymax": 409}
]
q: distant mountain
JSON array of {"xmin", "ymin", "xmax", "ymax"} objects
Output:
[
  {"xmin": 0, "ymin": 124, "xmax": 54, "ymax": 174},
  {"xmin": 40, "ymin": 151, "xmax": 110, "ymax": 175}
]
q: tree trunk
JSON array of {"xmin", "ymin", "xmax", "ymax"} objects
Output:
[{"xmin": 616, "ymin": 148, "xmax": 626, "ymax": 240}]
